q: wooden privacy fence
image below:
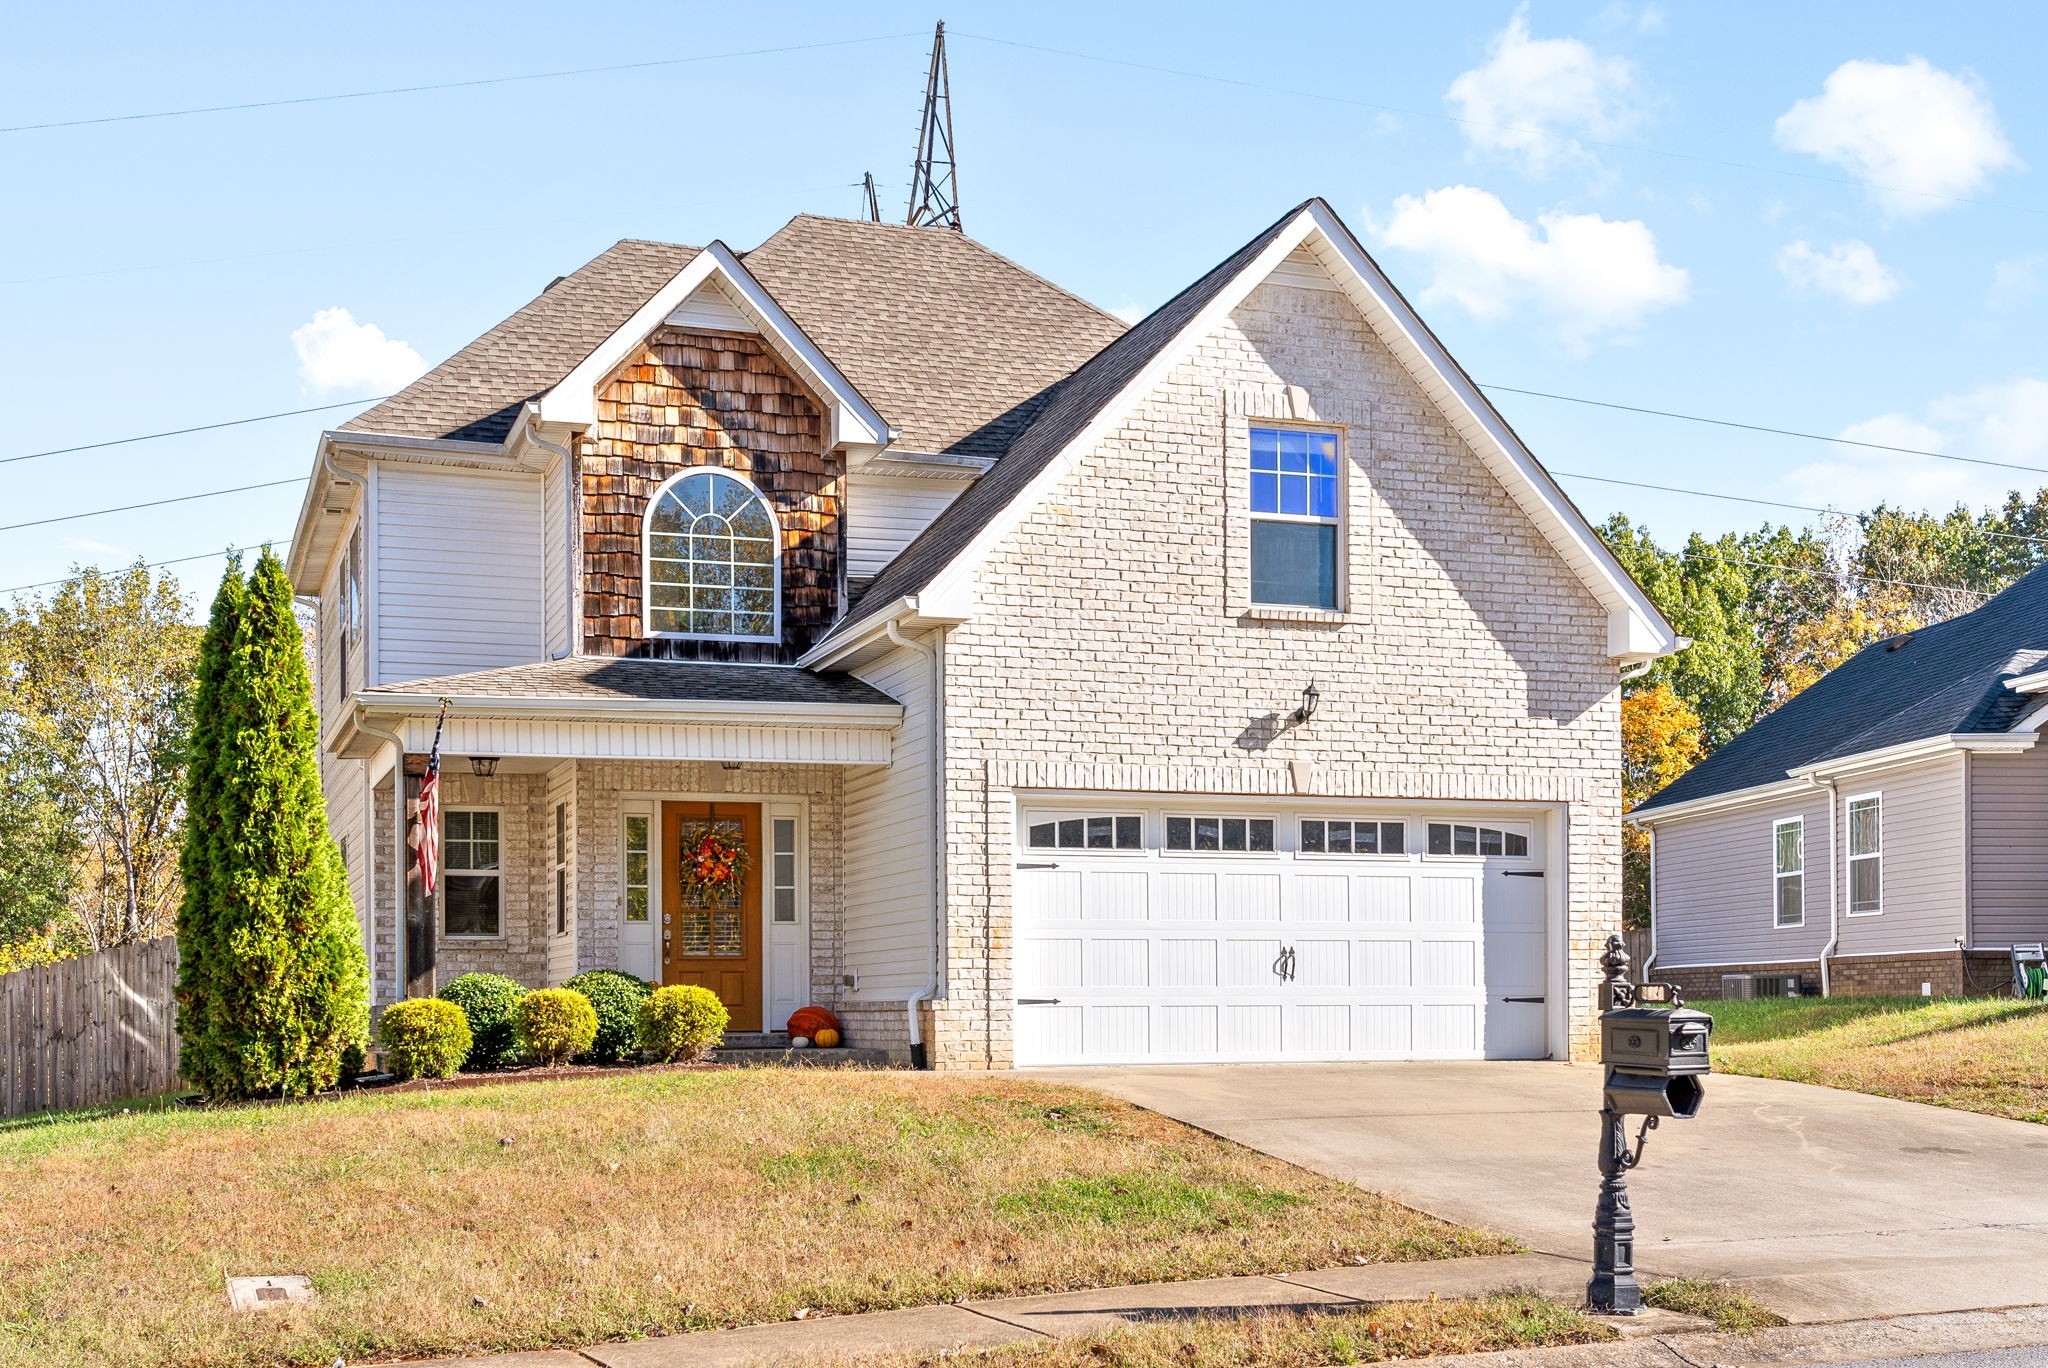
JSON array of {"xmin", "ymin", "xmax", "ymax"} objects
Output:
[
  {"xmin": 1, "ymin": 936, "xmax": 180, "ymax": 1118},
  {"xmin": 1623, "ymin": 928, "xmax": 1654, "ymax": 982}
]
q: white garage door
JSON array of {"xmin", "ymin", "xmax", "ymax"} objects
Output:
[{"xmin": 1013, "ymin": 804, "xmax": 1549, "ymax": 1066}]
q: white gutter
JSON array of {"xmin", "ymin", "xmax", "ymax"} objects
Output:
[
  {"xmin": 356, "ymin": 715, "xmax": 410, "ymax": 1003},
  {"xmin": 519, "ymin": 411, "xmax": 579, "ymax": 661},
  {"xmin": 885, "ymin": 619, "xmax": 944, "ymax": 1069},
  {"xmin": 356, "ymin": 693, "xmax": 901, "ymax": 726},
  {"xmin": 1819, "ymin": 778, "xmax": 1841, "ymax": 996}
]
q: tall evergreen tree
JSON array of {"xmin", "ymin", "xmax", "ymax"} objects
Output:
[{"xmin": 176, "ymin": 550, "xmax": 367, "ymax": 1098}]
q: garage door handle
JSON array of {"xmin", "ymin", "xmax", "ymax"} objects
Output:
[
  {"xmin": 1503, "ymin": 870, "xmax": 1545, "ymax": 878},
  {"xmin": 1018, "ymin": 998, "xmax": 1062, "ymax": 1006},
  {"xmin": 1502, "ymin": 995, "xmax": 1545, "ymax": 1003},
  {"xmin": 1016, "ymin": 861, "xmax": 1060, "ymax": 871}
]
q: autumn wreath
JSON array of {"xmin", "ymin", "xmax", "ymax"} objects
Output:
[{"xmin": 679, "ymin": 825, "xmax": 750, "ymax": 904}]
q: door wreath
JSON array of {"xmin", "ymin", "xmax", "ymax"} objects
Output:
[{"xmin": 679, "ymin": 819, "xmax": 750, "ymax": 906}]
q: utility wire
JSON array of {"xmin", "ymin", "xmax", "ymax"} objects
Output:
[
  {"xmin": 2, "ymin": 397, "xmax": 389, "ymax": 467},
  {"xmin": 0, "ymin": 479, "xmax": 302, "ymax": 534},
  {"xmin": 1, "ymin": 34, "xmax": 923, "ymax": 134},
  {"xmin": 0, "ymin": 538, "xmax": 292, "ymax": 596},
  {"xmin": 955, "ymin": 32, "xmax": 2048, "ymax": 218}
]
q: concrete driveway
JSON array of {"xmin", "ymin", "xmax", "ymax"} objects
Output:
[{"xmin": 1033, "ymin": 1062, "xmax": 2048, "ymax": 1323}]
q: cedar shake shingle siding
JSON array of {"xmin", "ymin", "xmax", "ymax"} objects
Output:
[{"xmin": 579, "ymin": 327, "xmax": 838, "ymax": 661}]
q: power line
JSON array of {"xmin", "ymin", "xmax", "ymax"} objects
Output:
[
  {"xmin": 2, "ymin": 397, "xmax": 388, "ymax": 467},
  {"xmin": 0, "ymin": 479, "xmax": 302, "ymax": 534},
  {"xmin": 955, "ymin": 33, "xmax": 2048, "ymax": 218},
  {"xmin": 0, "ymin": 538, "xmax": 292, "ymax": 597},
  {"xmin": 1, "ymin": 34, "xmax": 923, "ymax": 134}
]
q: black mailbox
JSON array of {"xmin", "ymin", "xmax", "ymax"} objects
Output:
[{"xmin": 1601, "ymin": 1004, "xmax": 1711, "ymax": 1119}]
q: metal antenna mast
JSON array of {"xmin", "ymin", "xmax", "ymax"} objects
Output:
[
  {"xmin": 860, "ymin": 172, "xmax": 882, "ymax": 222},
  {"xmin": 905, "ymin": 21, "xmax": 962, "ymax": 231}
]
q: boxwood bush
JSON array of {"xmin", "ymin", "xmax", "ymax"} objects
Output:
[
  {"xmin": 377, "ymin": 998, "xmax": 472, "ymax": 1081},
  {"xmin": 438, "ymin": 972, "xmax": 528, "ymax": 1069},
  {"xmin": 516, "ymin": 987, "xmax": 598, "ymax": 1066},
  {"xmin": 638, "ymin": 984, "xmax": 729, "ymax": 1063},
  {"xmin": 563, "ymin": 970, "xmax": 652, "ymax": 1064}
]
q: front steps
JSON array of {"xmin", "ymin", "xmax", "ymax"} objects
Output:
[{"xmin": 712, "ymin": 1031, "xmax": 893, "ymax": 1069}]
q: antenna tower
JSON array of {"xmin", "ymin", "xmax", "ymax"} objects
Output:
[
  {"xmin": 905, "ymin": 21, "xmax": 962, "ymax": 231},
  {"xmin": 860, "ymin": 172, "xmax": 882, "ymax": 222}
]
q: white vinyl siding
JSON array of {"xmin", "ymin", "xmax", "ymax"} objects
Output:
[
  {"xmin": 840, "ymin": 640, "xmax": 934, "ymax": 995},
  {"xmin": 846, "ymin": 473, "xmax": 968, "ymax": 580},
  {"xmin": 542, "ymin": 451, "xmax": 572, "ymax": 659},
  {"xmin": 372, "ymin": 464, "xmax": 545, "ymax": 684}
]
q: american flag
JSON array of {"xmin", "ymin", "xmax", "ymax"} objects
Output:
[{"xmin": 412, "ymin": 702, "xmax": 449, "ymax": 897}]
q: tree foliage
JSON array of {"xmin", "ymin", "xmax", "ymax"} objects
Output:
[
  {"xmin": 175, "ymin": 551, "xmax": 368, "ymax": 1099},
  {"xmin": 1619, "ymin": 685, "xmax": 1704, "ymax": 928}
]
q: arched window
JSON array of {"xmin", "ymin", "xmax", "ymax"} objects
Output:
[{"xmin": 644, "ymin": 469, "xmax": 780, "ymax": 640}]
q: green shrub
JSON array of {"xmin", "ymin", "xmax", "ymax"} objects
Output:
[
  {"xmin": 517, "ymin": 988, "xmax": 598, "ymax": 1066},
  {"xmin": 377, "ymin": 998, "xmax": 472, "ymax": 1081},
  {"xmin": 438, "ymin": 972, "xmax": 528, "ymax": 1069},
  {"xmin": 638, "ymin": 984, "xmax": 729, "ymax": 1063},
  {"xmin": 564, "ymin": 970, "xmax": 653, "ymax": 1064},
  {"xmin": 338, "ymin": 1039, "xmax": 367, "ymax": 1081}
]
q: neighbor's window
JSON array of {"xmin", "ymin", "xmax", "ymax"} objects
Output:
[
  {"xmin": 1426, "ymin": 823, "xmax": 1530, "ymax": 857},
  {"xmin": 1773, "ymin": 817, "xmax": 1804, "ymax": 929},
  {"xmin": 1848, "ymin": 795, "xmax": 1882, "ymax": 915},
  {"xmin": 623, "ymin": 814, "xmax": 650, "ymax": 923},
  {"xmin": 1166, "ymin": 815, "xmax": 1276, "ymax": 853},
  {"xmin": 644, "ymin": 468, "xmax": 779, "ymax": 640},
  {"xmin": 1249, "ymin": 427, "xmax": 1339, "ymax": 609},
  {"xmin": 1027, "ymin": 815, "xmax": 1143, "ymax": 850},
  {"xmin": 772, "ymin": 817, "xmax": 799, "ymax": 924},
  {"xmin": 1302, "ymin": 819, "xmax": 1407, "ymax": 855},
  {"xmin": 443, "ymin": 809, "xmax": 502, "ymax": 937}
]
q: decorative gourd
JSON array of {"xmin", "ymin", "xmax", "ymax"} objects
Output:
[
  {"xmin": 791, "ymin": 1036, "xmax": 812, "ymax": 1049},
  {"xmin": 814, "ymin": 1027, "xmax": 842, "ymax": 1048}
]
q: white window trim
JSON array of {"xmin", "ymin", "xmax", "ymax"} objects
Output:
[
  {"xmin": 1421, "ymin": 819, "xmax": 1536, "ymax": 861},
  {"xmin": 1772, "ymin": 816, "xmax": 1805, "ymax": 930},
  {"xmin": 552, "ymin": 802, "xmax": 570, "ymax": 937},
  {"xmin": 640, "ymin": 466, "xmax": 783, "ymax": 644},
  {"xmin": 1021, "ymin": 810, "xmax": 1148, "ymax": 856},
  {"xmin": 1161, "ymin": 811, "xmax": 1282, "ymax": 857},
  {"xmin": 621, "ymin": 810, "xmax": 653, "ymax": 927},
  {"xmin": 1296, "ymin": 817, "xmax": 1414, "ymax": 861},
  {"xmin": 442, "ymin": 805, "xmax": 506, "ymax": 941},
  {"xmin": 1845, "ymin": 792, "xmax": 1884, "ymax": 917},
  {"xmin": 1247, "ymin": 422, "xmax": 1346, "ymax": 612}
]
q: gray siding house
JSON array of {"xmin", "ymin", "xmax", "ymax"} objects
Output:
[{"xmin": 1632, "ymin": 566, "xmax": 2048, "ymax": 997}]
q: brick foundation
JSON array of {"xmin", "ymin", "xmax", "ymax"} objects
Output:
[{"xmin": 1661, "ymin": 950, "xmax": 2014, "ymax": 999}]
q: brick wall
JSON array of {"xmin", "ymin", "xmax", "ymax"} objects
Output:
[
  {"xmin": 930, "ymin": 278, "xmax": 1624, "ymax": 1069},
  {"xmin": 1661, "ymin": 951, "xmax": 2014, "ymax": 999}
]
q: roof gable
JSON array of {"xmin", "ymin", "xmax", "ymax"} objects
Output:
[
  {"xmin": 806, "ymin": 199, "xmax": 1679, "ymax": 664},
  {"xmin": 1637, "ymin": 565, "xmax": 2048, "ymax": 813}
]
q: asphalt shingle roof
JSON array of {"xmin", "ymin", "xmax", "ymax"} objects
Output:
[
  {"xmin": 360, "ymin": 658, "xmax": 899, "ymax": 708},
  {"xmin": 1636, "ymin": 564, "xmax": 2048, "ymax": 812}
]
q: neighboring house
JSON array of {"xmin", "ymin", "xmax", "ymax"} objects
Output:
[
  {"xmin": 1632, "ymin": 567, "xmax": 2048, "ymax": 998},
  {"xmin": 291, "ymin": 199, "xmax": 1679, "ymax": 1069}
]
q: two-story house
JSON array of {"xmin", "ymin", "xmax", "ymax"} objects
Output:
[{"xmin": 290, "ymin": 199, "xmax": 1680, "ymax": 1069}]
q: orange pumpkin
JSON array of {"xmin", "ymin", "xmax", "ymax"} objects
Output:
[
  {"xmin": 786, "ymin": 1005, "xmax": 842, "ymax": 1039},
  {"xmin": 814, "ymin": 1027, "xmax": 841, "ymax": 1048}
]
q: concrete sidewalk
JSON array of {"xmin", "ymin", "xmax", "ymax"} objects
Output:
[{"xmin": 390, "ymin": 1250, "xmax": 1616, "ymax": 1367}]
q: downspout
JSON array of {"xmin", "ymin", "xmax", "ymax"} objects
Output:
[
  {"xmin": 1818, "ymin": 778, "xmax": 1841, "ymax": 996},
  {"xmin": 520, "ymin": 413, "xmax": 578, "ymax": 661},
  {"xmin": 1642, "ymin": 823, "xmax": 1658, "ymax": 981},
  {"xmin": 885, "ymin": 619, "xmax": 943, "ymax": 1069},
  {"xmin": 357, "ymin": 715, "xmax": 409, "ymax": 1003}
]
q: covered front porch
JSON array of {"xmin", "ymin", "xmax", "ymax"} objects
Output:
[{"xmin": 330, "ymin": 658, "xmax": 911, "ymax": 1050}]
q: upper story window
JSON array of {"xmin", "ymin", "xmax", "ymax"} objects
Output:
[
  {"xmin": 1847, "ymin": 795, "xmax": 1882, "ymax": 915},
  {"xmin": 644, "ymin": 469, "xmax": 779, "ymax": 641},
  {"xmin": 1249, "ymin": 426, "xmax": 1339, "ymax": 609}
]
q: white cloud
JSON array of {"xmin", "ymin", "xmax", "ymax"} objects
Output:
[
  {"xmin": 1775, "ymin": 239, "xmax": 1901, "ymax": 305},
  {"xmin": 1785, "ymin": 379, "xmax": 2048, "ymax": 512},
  {"xmin": 1446, "ymin": 11, "xmax": 1643, "ymax": 176},
  {"xmin": 1774, "ymin": 57, "xmax": 2018, "ymax": 215},
  {"xmin": 1991, "ymin": 254, "xmax": 2043, "ymax": 309},
  {"xmin": 291, "ymin": 307, "xmax": 427, "ymax": 394},
  {"xmin": 1374, "ymin": 184, "xmax": 1689, "ymax": 351}
]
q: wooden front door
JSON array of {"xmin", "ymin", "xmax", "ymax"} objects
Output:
[{"xmin": 661, "ymin": 801, "xmax": 763, "ymax": 1031}]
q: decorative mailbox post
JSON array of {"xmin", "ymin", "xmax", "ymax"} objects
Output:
[{"xmin": 1588, "ymin": 934, "xmax": 1712, "ymax": 1315}]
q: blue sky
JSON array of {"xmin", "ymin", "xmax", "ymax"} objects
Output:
[{"xmin": 5, "ymin": 1, "xmax": 2045, "ymax": 608}]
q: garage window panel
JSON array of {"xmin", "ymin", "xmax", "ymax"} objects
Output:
[
  {"xmin": 1425, "ymin": 822, "xmax": 1529, "ymax": 858},
  {"xmin": 1165, "ymin": 815, "xmax": 1276, "ymax": 853},
  {"xmin": 1026, "ymin": 814, "xmax": 1144, "ymax": 851},
  {"xmin": 1301, "ymin": 819, "xmax": 1407, "ymax": 856}
]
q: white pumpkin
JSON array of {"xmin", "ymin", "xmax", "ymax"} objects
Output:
[{"xmin": 790, "ymin": 1036, "xmax": 813, "ymax": 1049}]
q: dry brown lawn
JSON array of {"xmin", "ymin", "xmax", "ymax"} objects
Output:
[
  {"xmin": 1700, "ymin": 996, "xmax": 2048, "ymax": 1122},
  {"xmin": 821, "ymin": 1294, "xmax": 1612, "ymax": 1368},
  {"xmin": 0, "ymin": 1069, "xmax": 1508, "ymax": 1368}
]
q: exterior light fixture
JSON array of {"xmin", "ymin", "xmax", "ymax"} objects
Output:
[
  {"xmin": 721, "ymin": 760, "xmax": 743, "ymax": 772},
  {"xmin": 1289, "ymin": 682, "xmax": 1320, "ymax": 728},
  {"xmin": 469, "ymin": 757, "xmax": 499, "ymax": 778}
]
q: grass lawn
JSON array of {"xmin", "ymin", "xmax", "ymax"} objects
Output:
[
  {"xmin": 1697, "ymin": 995, "xmax": 2048, "ymax": 1122},
  {"xmin": 830, "ymin": 1294, "xmax": 1611, "ymax": 1367},
  {"xmin": 0, "ymin": 1070, "xmax": 1508, "ymax": 1368}
]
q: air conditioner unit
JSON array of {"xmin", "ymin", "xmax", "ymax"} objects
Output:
[
  {"xmin": 1753, "ymin": 973, "xmax": 1803, "ymax": 998},
  {"xmin": 1720, "ymin": 974, "xmax": 1756, "ymax": 1000}
]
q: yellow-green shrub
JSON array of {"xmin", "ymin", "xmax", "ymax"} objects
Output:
[
  {"xmin": 517, "ymin": 987, "xmax": 598, "ymax": 1066},
  {"xmin": 376, "ymin": 998, "xmax": 471, "ymax": 1081},
  {"xmin": 638, "ymin": 984, "xmax": 729, "ymax": 1063}
]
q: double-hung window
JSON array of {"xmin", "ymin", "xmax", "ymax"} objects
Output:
[
  {"xmin": 1249, "ymin": 427, "xmax": 1340, "ymax": 608},
  {"xmin": 443, "ymin": 810, "xmax": 502, "ymax": 937},
  {"xmin": 1773, "ymin": 817, "xmax": 1804, "ymax": 929},
  {"xmin": 1847, "ymin": 795, "xmax": 1882, "ymax": 915}
]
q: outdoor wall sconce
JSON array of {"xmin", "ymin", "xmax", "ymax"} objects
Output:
[
  {"xmin": 721, "ymin": 760, "xmax": 744, "ymax": 772},
  {"xmin": 469, "ymin": 756, "xmax": 499, "ymax": 778},
  {"xmin": 1288, "ymin": 682, "xmax": 1320, "ymax": 728}
]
